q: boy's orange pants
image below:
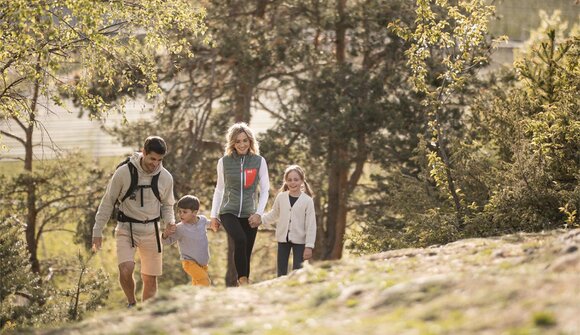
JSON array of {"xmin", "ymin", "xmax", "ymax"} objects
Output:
[{"xmin": 181, "ymin": 260, "xmax": 210, "ymax": 286}]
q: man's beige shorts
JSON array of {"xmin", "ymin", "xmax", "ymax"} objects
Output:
[{"xmin": 115, "ymin": 222, "xmax": 162, "ymax": 276}]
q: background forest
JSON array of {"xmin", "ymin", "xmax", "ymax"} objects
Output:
[{"xmin": 0, "ymin": 0, "xmax": 578, "ymax": 331}]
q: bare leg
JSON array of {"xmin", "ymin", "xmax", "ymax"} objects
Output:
[
  {"xmin": 141, "ymin": 274, "xmax": 158, "ymax": 301},
  {"xmin": 118, "ymin": 261, "xmax": 136, "ymax": 304}
]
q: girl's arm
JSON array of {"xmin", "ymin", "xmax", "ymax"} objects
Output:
[
  {"xmin": 304, "ymin": 198, "xmax": 317, "ymax": 249},
  {"xmin": 255, "ymin": 157, "xmax": 270, "ymax": 216},
  {"xmin": 262, "ymin": 193, "xmax": 281, "ymax": 227},
  {"xmin": 210, "ymin": 158, "xmax": 225, "ymax": 219}
]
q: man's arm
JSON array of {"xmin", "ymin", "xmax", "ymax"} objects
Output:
[
  {"xmin": 93, "ymin": 168, "xmax": 125, "ymax": 244},
  {"xmin": 160, "ymin": 171, "xmax": 176, "ymax": 225}
]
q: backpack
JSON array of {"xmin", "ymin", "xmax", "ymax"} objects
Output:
[
  {"xmin": 116, "ymin": 156, "xmax": 161, "ymax": 204},
  {"xmin": 113, "ymin": 156, "xmax": 163, "ymax": 252}
]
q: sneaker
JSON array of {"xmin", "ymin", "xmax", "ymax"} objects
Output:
[{"xmin": 127, "ymin": 302, "xmax": 136, "ymax": 309}]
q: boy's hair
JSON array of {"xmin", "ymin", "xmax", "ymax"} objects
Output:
[
  {"xmin": 225, "ymin": 122, "xmax": 260, "ymax": 156},
  {"xmin": 143, "ymin": 136, "xmax": 167, "ymax": 155},
  {"xmin": 177, "ymin": 195, "xmax": 200, "ymax": 211}
]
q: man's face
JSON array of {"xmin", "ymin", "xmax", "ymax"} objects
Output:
[{"xmin": 141, "ymin": 151, "xmax": 164, "ymax": 173}]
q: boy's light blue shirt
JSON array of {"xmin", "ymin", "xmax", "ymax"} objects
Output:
[{"xmin": 162, "ymin": 215, "xmax": 210, "ymax": 266}]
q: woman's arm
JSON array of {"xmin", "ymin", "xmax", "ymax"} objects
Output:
[
  {"xmin": 210, "ymin": 158, "xmax": 225, "ymax": 219},
  {"xmin": 255, "ymin": 157, "xmax": 270, "ymax": 215}
]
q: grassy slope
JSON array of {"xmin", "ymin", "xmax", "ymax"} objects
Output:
[{"xmin": 31, "ymin": 228, "xmax": 579, "ymax": 335}]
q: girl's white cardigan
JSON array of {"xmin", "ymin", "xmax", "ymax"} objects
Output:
[{"xmin": 262, "ymin": 191, "xmax": 316, "ymax": 248}]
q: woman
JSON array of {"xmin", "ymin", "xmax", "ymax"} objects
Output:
[{"xmin": 210, "ymin": 122, "xmax": 270, "ymax": 285}]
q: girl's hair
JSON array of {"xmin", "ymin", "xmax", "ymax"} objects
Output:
[
  {"xmin": 225, "ymin": 122, "xmax": 260, "ymax": 156},
  {"xmin": 280, "ymin": 165, "xmax": 314, "ymax": 197}
]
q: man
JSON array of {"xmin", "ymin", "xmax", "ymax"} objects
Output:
[{"xmin": 92, "ymin": 136, "xmax": 175, "ymax": 307}]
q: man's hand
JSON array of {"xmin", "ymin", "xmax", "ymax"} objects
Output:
[
  {"xmin": 92, "ymin": 237, "xmax": 102, "ymax": 252},
  {"xmin": 163, "ymin": 223, "xmax": 177, "ymax": 237},
  {"xmin": 210, "ymin": 218, "xmax": 220, "ymax": 232},
  {"xmin": 303, "ymin": 247, "xmax": 313, "ymax": 261}
]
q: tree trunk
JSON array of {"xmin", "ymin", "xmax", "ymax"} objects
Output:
[
  {"xmin": 435, "ymin": 112, "xmax": 463, "ymax": 228},
  {"xmin": 321, "ymin": 145, "xmax": 349, "ymax": 260},
  {"xmin": 25, "ymin": 80, "xmax": 40, "ymax": 273},
  {"xmin": 233, "ymin": 73, "xmax": 254, "ymax": 123},
  {"xmin": 318, "ymin": 0, "xmax": 349, "ymax": 260}
]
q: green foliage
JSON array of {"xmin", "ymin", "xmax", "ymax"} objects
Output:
[
  {"xmin": 350, "ymin": 8, "xmax": 578, "ymax": 253},
  {"xmin": 64, "ymin": 251, "xmax": 110, "ymax": 321},
  {"xmin": 467, "ymin": 24, "xmax": 580, "ymax": 234},
  {"xmin": 532, "ymin": 311, "xmax": 557, "ymax": 327},
  {"xmin": 0, "ymin": 216, "xmax": 45, "ymax": 331},
  {"xmin": 0, "ymin": 0, "xmax": 208, "ymax": 121},
  {"xmin": 389, "ymin": 0, "xmax": 506, "ymax": 227}
]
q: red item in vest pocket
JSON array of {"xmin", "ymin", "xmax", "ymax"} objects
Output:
[{"xmin": 244, "ymin": 168, "xmax": 257, "ymax": 188}]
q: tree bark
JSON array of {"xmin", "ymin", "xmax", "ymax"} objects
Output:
[
  {"xmin": 25, "ymin": 78, "xmax": 40, "ymax": 274},
  {"xmin": 324, "ymin": 146, "xmax": 349, "ymax": 259}
]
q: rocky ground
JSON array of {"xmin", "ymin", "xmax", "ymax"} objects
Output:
[{"xmin": 33, "ymin": 229, "xmax": 580, "ymax": 335}]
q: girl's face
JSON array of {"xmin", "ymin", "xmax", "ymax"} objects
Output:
[
  {"xmin": 234, "ymin": 132, "xmax": 250, "ymax": 155},
  {"xmin": 285, "ymin": 170, "xmax": 303, "ymax": 193}
]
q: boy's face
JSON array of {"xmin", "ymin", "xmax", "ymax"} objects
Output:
[{"xmin": 178, "ymin": 208, "xmax": 197, "ymax": 223}]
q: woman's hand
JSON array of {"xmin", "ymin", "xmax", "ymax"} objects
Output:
[
  {"xmin": 248, "ymin": 214, "xmax": 262, "ymax": 228},
  {"xmin": 210, "ymin": 218, "xmax": 221, "ymax": 232}
]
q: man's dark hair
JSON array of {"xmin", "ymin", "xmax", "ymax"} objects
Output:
[
  {"xmin": 143, "ymin": 136, "xmax": 167, "ymax": 155},
  {"xmin": 177, "ymin": 195, "xmax": 200, "ymax": 211}
]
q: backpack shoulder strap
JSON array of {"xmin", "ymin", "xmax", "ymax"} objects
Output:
[
  {"xmin": 151, "ymin": 172, "xmax": 161, "ymax": 202},
  {"xmin": 121, "ymin": 162, "xmax": 139, "ymax": 203}
]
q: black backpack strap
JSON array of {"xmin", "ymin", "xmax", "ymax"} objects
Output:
[
  {"xmin": 121, "ymin": 162, "xmax": 139, "ymax": 203},
  {"xmin": 151, "ymin": 172, "xmax": 161, "ymax": 202}
]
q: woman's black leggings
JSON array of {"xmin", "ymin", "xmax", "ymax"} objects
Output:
[
  {"xmin": 220, "ymin": 213, "xmax": 258, "ymax": 279},
  {"xmin": 277, "ymin": 242, "xmax": 305, "ymax": 277}
]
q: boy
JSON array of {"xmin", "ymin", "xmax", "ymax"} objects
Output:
[{"xmin": 162, "ymin": 195, "xmax": 215, "ymax": 286}]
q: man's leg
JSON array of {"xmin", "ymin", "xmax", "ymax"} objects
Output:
[
  {"xmin": 141, "ymin": 274, "xmax": 157, "ymax": 301},
  {"xmin": 118, "ymin": 261, "xmax": 136, "ymax": 305}
]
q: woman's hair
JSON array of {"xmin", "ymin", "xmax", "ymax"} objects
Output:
[
  {"xmin": 280, "ymin": 165, "xmax": 314, "ymax": 197},
  {"xmin": 224, "ymin": 122, "xmax": 260, "ymax": 156}
]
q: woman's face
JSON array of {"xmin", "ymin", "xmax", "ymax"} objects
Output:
[
  {"xmin": 285, "ymin": 170, "xmax": 303, "ymax": 193},
  {"xmin": 234, "ymin": 131, "xmax": 250, "ymax": 155}
]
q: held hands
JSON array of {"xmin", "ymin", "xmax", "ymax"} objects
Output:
[
  {"xmin": 303, "ymin": 247, "xmax": 313, "ymax": 261},
  {"xmin": 210, "ymin": 218, "xmax": 221, "ymax": 232},
  {"xmin": 248, "ymin": 214, "xmax": 262, "ymax": 228},
  {"xmin": 163, "ymin": 223, "xmax": 177, "ymax": 238}
]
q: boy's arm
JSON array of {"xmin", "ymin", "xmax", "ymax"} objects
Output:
[{"xmin": 161, "ymin": 223, "xmax": 177, "ymax": 245}]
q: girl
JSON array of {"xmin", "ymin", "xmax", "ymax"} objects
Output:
[
  {"xmin": 263, "ymin": 165, "xmax": 316, "ymax": 276},
  {"xmin": 210, "ymin": 122, "xmax": 270, "ymax": 286}
]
